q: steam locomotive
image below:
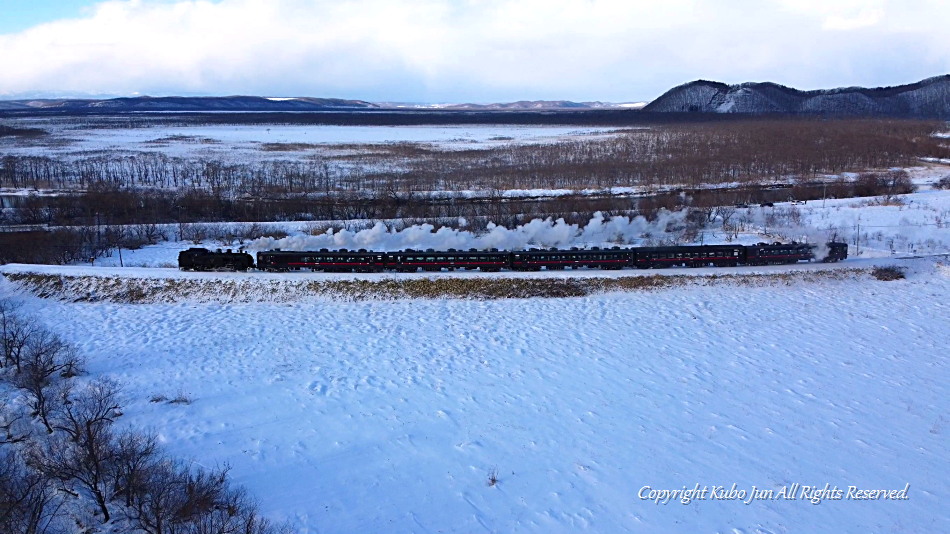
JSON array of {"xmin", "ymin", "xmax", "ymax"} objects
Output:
[{"xmin": 178, "ymin": 242, "xmax": 848, "ymax": 272}]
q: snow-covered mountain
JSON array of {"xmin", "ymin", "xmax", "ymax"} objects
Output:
[{"xmin": 643, "ymin": 75, "xmax": 950, "ymax": 118}]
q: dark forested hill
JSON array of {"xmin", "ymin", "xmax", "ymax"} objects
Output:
[{"xmin": 643, "ymin": 75, "xmax": 950, "ymax": 118}]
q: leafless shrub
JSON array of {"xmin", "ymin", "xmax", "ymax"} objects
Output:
[
  {"xmin": 23, "ymin": 379, "xmax": 122, "ymax": 523},
  {"xmin": 0, "ymin": 227, "xmax": 116, "ymax": 265},
  {"xmin": 0, "ymin": 302, "xmax": 286, "ymax": 532},
  {"xmin": 169, "ymin": 389, "xmax": 193, "ymax": 405},
  {"xmin": 0, "ymin": 448, "xmax": 67, "ymax": 534},
  {"xmin": 934, "ymin": 176, "xmax": 950, "ymax": 190},
  {"xmin": 260, "ymin": 142, "xmax": 320, "ymax": 151},
  {"xmin": 1, "ymin": 300, "xmax": 38, "ymax": 372},
  {"xmin": 225, "ymin": 222, "xmax": 266, "ymax": 244},
  {"xmin": 487, "ymin": 466, "xmax": 499, "ymax": 487},
  {"xmin": 860, "ymin": 197, "xmax": 906, "ymax": 207},
  {"xmin": 871, "ymin": 265, "xmax": 906, "ymax": 281},
  {"xmin": 130, "ymin": 223, "xmax": 168, "ymax": 248},
  {"xmin": 179, "ymin": 223, "xmax": 211, "ymax": 244},
  {"xmin": 713, "ymin": 206, "xmax": 736, "ymax": 226},
  {"xmin": 303, "ymin": 221, "xmax": 336, "ymax": 236},
  {"xmin": 111, "ymin": 431, "xmax": 159, "ymax": 508},
  {"xmin": 259, "ymin": 226, "xmax": 290, "ymax": 239},
  {"xmin": 52, "ymin": 378, "xmax": 122, "ymax": 443},
  {"xmin": 853, "ymin": 170, "xmax": 917, "ymax": 199},
  {"xmin": 0, "ymin": 404, "xmax": 31, "ymax": 446},
  {"xmin": 128, "ymin": 460, "xmax": 288, "ymax": 534},
  {"xmin": 13, "ymin": 331, "xmax": 85, "ymax": 433}
]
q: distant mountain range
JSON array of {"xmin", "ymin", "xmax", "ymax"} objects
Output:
[
  {"xmin": 0, "ymin": 95, "xmax": 377, "ymax": 112},
  {"xmin": 1, "ymin": 76, "xmax": 947, "ymax": 117},
  {"xmin": 0, "ymin": 96, "xmax": 646, "ymax": 112},
  {"xmin": 380, "ymin": 100, "xmax": 647, "ymax": 110},
  {"xmin": 643, "ymin": 75, "xmax": 950, "ymax": 118}
]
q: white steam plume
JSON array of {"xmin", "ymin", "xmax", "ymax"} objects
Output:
[{"xmin": 247, "ymin": 211, "xmax": 688, "ymax": 252}]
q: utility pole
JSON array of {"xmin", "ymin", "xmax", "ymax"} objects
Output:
[{"xmin": 856, "ymin": 219, "xmax": 861, "ymax": 256}]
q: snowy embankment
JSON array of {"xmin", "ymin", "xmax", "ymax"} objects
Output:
[
  {"xmin": 0, "ymin": 261, "xmax": 879, "ymax": 303},
  {"xmin": 1, "ymin": 259, "xmax": 947, "ymax": 533}
]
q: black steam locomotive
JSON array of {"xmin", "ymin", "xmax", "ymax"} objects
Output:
[
  {"xmin": 178, "ymin": 248, "xmax": 255, "ymax": 271},
  {"xmin": 179, "ymin": 242, "xmax": 848, "ymax": 272}
]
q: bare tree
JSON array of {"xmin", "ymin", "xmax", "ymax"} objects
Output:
[
  {"xmin": 0, "ymin": 406, "xmax": 30, "ymax": 446},
  {"xmin": 13, "ymin": 332, "xmax": 84, "ymax": 434},
  {"xmin": 0, "ymin": 449, "xmax": 66, "ymax": 534},
  {"xmin": 52, "ymin": 378, "xmax": 122, "ymax": 443},
  {"xmin": 127, "ymin": 458, "xmax": 288, "ymax": 534},
  {"xmin": 111, "ymin": 431, "xmax": 159, "ymax": 509},
  {"xmin": 713, "ymin": 206, "xmax": 736, "ymax": 227},
  {"xmin": 1, "ymin": 301, "xmax": 39, "ymax": 373},
  {"xmin": 32, "ymin": 379, "xmax": 123, "ymax": 523},
  {"xmin": 126, "ymin": 458, "xmax": 187, "ymax": 534}
]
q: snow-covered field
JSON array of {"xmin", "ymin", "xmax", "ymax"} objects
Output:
[
  {"xmin": 0, "ymin": 119, "xmax": 624, "ymax": 161},
  {"xmin": 2, "ymin": 125, "xmax": 948, "ymax": 531},
  {"xmin": 2, "ymin": 259, "xmax": 947, "ymax": 533}
]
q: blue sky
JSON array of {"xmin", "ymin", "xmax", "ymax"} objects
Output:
[
  {"xmin": 1, "ymin": 0, "xmax": 948, "ymax": 102},
  {"xmin": 0, "ymin": 0, "xmax": 91, "ymax": 33}
]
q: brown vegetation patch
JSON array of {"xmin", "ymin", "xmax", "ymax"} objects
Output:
[
  {"xmin": 260, "ymin": 142, "xmax": 322, "ymax": 151},
  {"xmin": 2, "ymin": 119, "xmax": 946, "ymax": 230},
  {"xmin": 871, "ymin": 265, "xmax": 906, "ymax": 281},
  {"xmin": 3, "ymin": 267, "xmax": 869, "ymax": 304},
  {"xmin": 0, "ymin": 124, "xmax": 48, "ymax": 138}
]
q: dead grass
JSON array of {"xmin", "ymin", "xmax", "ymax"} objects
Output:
[
  {"xmin": 871, "ymin": 265, "xmax": 906, "ymax": 281},
  {"xmin": 260, "ymin": 142, "xmax": 321, "ymax": 151},
  {"xmin": 3, "ymin": 267, "xmax": 870, "ymax": 304}
]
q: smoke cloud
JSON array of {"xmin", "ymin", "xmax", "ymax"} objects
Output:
[{"xmin": 247, "ymin": 211, "xmax": 688, "ymax": 252}]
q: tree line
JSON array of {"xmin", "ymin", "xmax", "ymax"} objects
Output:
[{"xmin": 3, "ymin": 119, "xmax": 945, "ymax": 195}]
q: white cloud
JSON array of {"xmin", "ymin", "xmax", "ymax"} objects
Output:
[
  {"xmin": 776, "ymin": 0, "xmax": 885, "ymax": 30},
  {"xmin": 0, "ymin": 0, "xmax": 948, "ymax": 102}
]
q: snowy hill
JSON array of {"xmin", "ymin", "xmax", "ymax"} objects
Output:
[{"xmin": 643, "ymin": 75, "xmax": 950, "ymax": 118}]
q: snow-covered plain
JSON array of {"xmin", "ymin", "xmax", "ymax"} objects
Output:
[
  {"xmin": 2, "ymin": 122, "xmax": 949, "ymax": 531},
  {"xmin": 0, "ymin": 119, "xmax": 624, "ymax": 161},
  {"xmin": 2, "ymin": 260, "xmax": 947, "ymax": 533}
]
